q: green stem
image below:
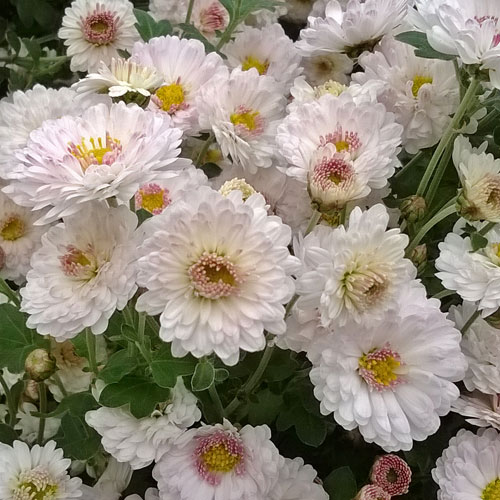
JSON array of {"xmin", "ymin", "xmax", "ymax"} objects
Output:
[
  {"xmin": 51, "ymin": 373, "xmax": 68, "ymax": 398},
  {"xmin": 37, "ymin": 382, "xmax": 47, "ymax": 445},
  {"xmin": 185, "ymin": 0, "xmax": 195, "ymax": 24},
  {"xmin": 285, "ymin": 294, "xmax": 298, "ymax": 319},
  {"xmin": 424, "ymin": 139, "xmax": 454, "ymax": 207},
  {"xmin": 135, "ymin": 312, "xmax": 152, "ymax": 366},
  {"xmin": 305, "ymin": 210, "xmax": 321, "ymax": 235},
  {"xmin": 195, "ymin": 133, "xmax": 215, "ymax": 167},
  {"xmin": 146, "ymin": 314, "xmax": 159, "ymax": 333},
  {"xmin": 461, "ymin": 310, "xmax": 480, "ymax": 335},
  {"xmin": 122, "ymin": 304, "xmax": 135, "ymax": 326},
  {"xmin": 208, "ymin": 383, "xmax": 226, "ymax": 421},
  {"xmin": 85, "ymin": 328, "xmax": 99, "ymax": 377},
  {"xmin": 0, "ymin": 278, "xmax": 20, "ymax": 307},
  {"xmin": 431, "ymin": 289, "xmax": 456, "ymax": 300},
  {"xmin": 0, "ymin": 372, "xmax": 16, "ymax": 426},
  {"xmin": 416, "ymin": 77, "xmax": 480, "ymax": 197},
  {"xmin": 479, "ymin": 222, "xmax": 497, "ymax": 236},
  {"xmin": 394, "ymin": 151, "xmax": 424, "ymax": 179}
]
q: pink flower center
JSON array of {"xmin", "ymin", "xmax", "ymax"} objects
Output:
[
  {"xmin": 60, "ymin": 245, "xmax": 98, "ymax": 280},
  {"xmin": 194, "ymin": 431, "xmax": 246, "ymax": 486},
  {"xmin": 68, "ymin": 134, "xmax": 122, "ymax": 172},
  {"xmin": 135, "ymin": 183, "xmax": 171, "ymax": 215},
  {"xmin": 312, "ymin": 155, "xmax": 354, "ymax": 191},
  {"xmin": 371, "ymin": 454, "xmax": 412, "ymax": 496},
  {"xmin": 358, "ymin": 344, "xmax": 403, "ymax": 392},
  {"xmin": 83, "ymin": 9, "xmax": 117, "ymax": 45},
  {"xmin": 319, "ymin": 126, "xmax": 362, "ymax": 156},
  {"xmin": 198, "ymin": 2, "xmax": 228, "ymax": 33}
]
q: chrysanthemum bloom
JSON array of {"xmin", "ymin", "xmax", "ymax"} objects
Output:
[
  {"xmin": 131, "ymin": 36, "xmax": 226, "ymax": 134},
  {"xmin": 288, "ymin": 76, "xmax": 348, "ymax": 112},
  {"xmin": 0, "ymin": 440, "xmax": 82, "ymax": 499},
  {"xmin": 353, "ymin": 38, "xmax": 460, "ymax": 154},
  {"xmin": 276, "ymin": 92, "xmax": 402, "ymax": 212},
  {"xmin": 222, "ymin": 24, "xmax": 302, "ymax": 92},
  {"xmin": 309, "ymin": 281, "xmax": 467, "ymax": 451},
  {"xmin": 73, "ymin": 58, "xmax": 163, "ymax": 101},
  {"xmin": 433, "ymin": 428, "xmax": 500, "ymax": 500},
  {"xmin": 80, "ymin": 459, "xmax": 132, "ymax": 500},
  {"xmin": 355, "ymin": 485, "xmax": 391, "ymax": 500},
  {"xmin": 370, "ymin": 454, "xmax": 412, "ymax": 496},
  {"xmin": 0, "ymin": 192, "xmax": 47, "ymax": 284},
  {"xmin": 4, "ymin": 102, "xmax": 188, "ymax": 224},
  {"xmin": 297, "ymin": 0, "xmax": 411, "ymax": 59},
  {"xmin": 136, "ymin": 187, "xmax": 298, "ymax": 365},
  {"xmin": 153, "ymin": 420, "xmax": 283, "ymax": 500},
  {"xmin": 86, "ymin": 377, "xmax": 201, "ymax": 469},
  {"xmin": 302, "ymin": 52, "xmax": 354, "ymax": 86},
  {"xmin": 295, "ymin": 204, "xmax": 415, "ymax": 327},
  {"xmin": 58, "ymin": 0, "xmax": 139, "ymax": 72},
  {"xmin": 411, "ymin": 0, "xmax": 500, "ymax": 88},
  {"xmin": 452, "ymin": 391, "xmax": 500, "ymax": 430},
  {"xmin": 197, "ymin": 68, "xmax": 286, "ymax": 173},
  {"xmin": 21, "ymin": 204, "xmax": 138, "ymax": 340}
]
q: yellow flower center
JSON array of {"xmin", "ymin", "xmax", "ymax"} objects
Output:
[
  {"xmin": 335, "ymin": 140, "xmax": 350, "ymax": 152},
  {"xmin": 91, "ymin": 21, "xmax": 109, "ymax": 33},
  {"xmin": 230, "ymin": 109, "xmax": 260, "ymax": 131},
  {"xmin": 359, "ymin": 349, "xmax": 401, "ymax": 388},
  {"xmin": 141, "ymin": 191, "xmax": 165, "ymax": 213},
  {"xmin": 482, "ymin": 478, "xmax": 500, "ymax": 500},
  {"xmin": 201, "ymin": 443, "xmax": 242, "ymax": 473},
  {"xmin": 0, "ymin": 216, "xmax": 25, "ymax": 241},
  {"xmin": 204, "ymin": 263, "xmax": 235, "ymax": 286},
  {"xmin": 73, "ymin": 137, "xmax": 111, "ymax": 164},
  {"xmin": 69, "ymin": 134, "xmax": 121, "ymax": 171},
  {"xmin": 219, "ymin": 178, "xmax": 256, "ymax": 200},
  {"xmin": 412, "ymin": 75, "xmax": 433, "ymax": 97},
  {"xmin": 155, "ymin": 83, "xmax": 185, "ymax": 113},
  {"xmin": 241, "ymin": 55, "xmax": 269, "ymax": 75},
  {"xmin": 15, "ymin": 468, "xmax": 58, "ymax": 500}
]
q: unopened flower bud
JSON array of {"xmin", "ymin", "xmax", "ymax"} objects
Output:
[
  {"xmin": 400, "ymin": 195, "xmax": 426, "ymax": 223},
  {"xmin": 409, "ymin": 244, "xmax": 427, "ymax": 268},
  {"xmin": 355, "ymin": 485, "xmax": 391, "ymax": 500},
  {"xmin": 25, "ymin": 349, "xmax": 56, "ymax": 382},
  {"xmin": 370, "ymin": 454, "xmax": 412, "ymax": 496}
]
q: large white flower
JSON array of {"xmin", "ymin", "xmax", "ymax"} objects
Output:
[
  {"xmin": 58, "ymin": 0, "xmax": 139, "ymax": 72},
  {"xmin": 131, "ymin": 36, "xmax": 226, "ymax": 134},
  {"xmin": 297, "ymin": 0, "xmax": 411, "ymax": 59},
  {"xmin": 136, "ymin": 187, "xmax": 299, "ymax": 365},
  {"xmin": 452, "ymin": 391, "xmax": 500, "ymax": 430},
  {"xmin": 353, "ymin": 37, "xmax": 459, "ymax": 154},
  {"xmin": 221, "ymin": 24, "xmax": 302, "ymax": 92},
  {"xmin": 276, "ymin": 92, "xmax": 402, "ymax": 211},
  {"xmin": 432, "ymin": 428, "xmax": 500, "ymax": 500},
  {"xmin": 86, "ymin": 377, "xmax": 201, "ymax": 469},
  {"xmin": 197, "ymin": 68, "xmax": 287, "ymax": 173},
  {"xmin": 0, "ymin": 440, "xmax": 82, "ymax": 499},
  {"xmin": 153, "ymin": 420, "xmax": 283, "ymax": 500},
  {"xmin": 4, "ymin": 102, "xmax": 188, "ymax": 224},
  {"xmin": 295, "ymin": 204, "xmax": 415, "ymax": 327},
  {"xmin": 21, "ymin": 204, "xmax": 138, "ymax": 340},
  {"xmin": 309, "ymin": 281, "xmax": 467, "ymax": 452}
]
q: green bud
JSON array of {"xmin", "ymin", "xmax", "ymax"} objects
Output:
[
  {"xmin": 400, "ymin": 195, "xmax": 426, "ymax": 223},
  {"xmin": 25, "ymin": 349, "xmax": 56, "ymax": 382},
  {"xmin": 409, "ymin": 244, "xmax": 427, "ymax": 268}
]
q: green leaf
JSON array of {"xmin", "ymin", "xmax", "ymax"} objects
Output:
[
  {"xmin": 191, "ymin": 360, "xmax": 215, "ymax": 392},
  {"xmin": 16, "ymin": 0, "xmax": 34, "ymax": 27},
  {"xmin": 200, "ymin": 162, "xmax": 222, "ymax": 179},
  {"xmin": 294, "ymin": 411, "xmax": 327, "ymax": 447},
  {"xmin": 178, "ymin": 24, "xmax": 219, "ymax": 54},
  {"xmin": 56, "ymin": 413, "xmax": 101, "ymax": 461},
  {"xmin": 395, "ymin": 32, "xmax": 456, "ymax": 61},
  {"xmin": 248, "ymin": 389, "xmax": 282, "ymax": 425},
  {"xmin": 134, "ymin": 9, "xmax": 172, "ymax": 42},
  {"xmin": 151, "ymin": 345, "xmax": 198, "ymax": 388},
  {"xmin": 99, "ymin": 350, "xmax": 139, "ymax": 384},
  {"xmin": 22, "ymin": 38, "xmax": 41, "ymax": 63},
  {"xmin": 0, "ymin": 304, "xmax": 48, "ymax": 372},
  {"xmin": 6, "ymin": 30, "xmax": 21, "ymax": 54},
  {"xmin": 32, "ymin": 0, "xmax": 58, "ymax": 27},
  {"xmin": 323, "ymin": 466, "xmax": 357, "ymax": 500},
  {"xmin": 0, "ymin": 424, "xmax": 18, "ymax": 445},
  {"xmin": 99, "ymin": 375, "xmax": 170, "ymax": 418},
  {"xmin": 214, "ymin": 368, "xmax": 229, "ymax": 382},
  {"xmin": 470, "ymin": 232, "xmax": 489, "ymax": 252},
  {"xmin": 41, "ymin": 392, "xmax": 98, "ymax": 418}
]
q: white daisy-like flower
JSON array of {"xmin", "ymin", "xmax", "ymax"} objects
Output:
[
  {"xmin": 21, "ymin": 204, "xmax": 138, "ymax": 340},
  {"xmin": 58, "ymin": 0, "xmax": 139, "ymax": 73},
  {"xmin": 131, "ymin": 35, "xmax": 226, "ymax": 134},
  {"xmin": 222, "ymin": 24, "xmax": 302, "ymax": 92},
  {"xmin": 452, "ymin": 391, "xmax": 500, "ymax": 430},
  {"xmin": 4, "ymin": 102, "xmax": 188, "ymax": 224},
  {"xmin": 153, "ymin": 419, "xmax": 283, "ymax": 500},
  {"xmin": 276, "ymin": 92, "xmax": 402, "ymax": 211},
  {"xmin": 0, "ymin": 192, "xmax": 48, "ymax": 285},
  {"xmin": 0, "ymin": 440, "xmax": 82, "ymax": 499},
  {"xmin": 297, "ymin": 0, "xmax": 411, "ymax": 59},
  {"xmin": 295, "ymin": 204, "xmax": 415, "ymax": 327},
  {"xmin": 450, "ymin": 301, "xmax": 500, "ymax": 395},
  {"xmin": 432, "ymin": 428, "xmax": 500, "ymax": 500},
  {"xmin": 309, "ymin": 281, "xmax": 467, "ymax": 452},
  {"xmin": 353, "ymin": 37, "xmax": 459, "ymax": 154},
  {"xmin": 0, "ymin": 85, "xmax": 99, "ymax": 179},
  {"xmin": 86, "ymin": 377, "xmax": 201, "ymax": 469},
  {"xmin": 436, "ymin": 223, "xmax": 500, "ymax": 318},
  {"xmin": 269, "ymin": 457, "xmax": 329, "ymax": 500},
  {"xmin": 288, "ymin": 76, "xmax": 348, "ymax": 112},
  {"xmin": 80, "ymin": 459, "xmax": 132, "ymax": 500},
  {"xmin": 302, "ymin": 52, "xmax": 354, "ymax": 86},
  {"xmin": 197, "ymin": 68, "xmax": 287, "ymax": 173},
  {"xmin": 136, "ymin": 187, "xmax": 299, "ymax": 365},
  {"xmin": 14, "ymin": 403, "xmax": 60, "ymax": 445},
  {"xmin": 73, "ymin": 58, "xmax": 163, "ymax": 99}
]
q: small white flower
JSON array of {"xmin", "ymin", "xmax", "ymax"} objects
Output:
[
  {"xmin": 302, "ymin": 52, "xmax": 354, "ymax": 86},
  {"xmin": 0, "ymin": 440, "xmax": 82, "ymax": 499},
  {"xmin": 21, "ymin": 204, "xmax": 138, "ymax": 340},
  {"xmin": 58, "ymin": 0, "xmax": 139, "ymax": 73},
  {"xmin": 452, "ymin": 391, "xmax": 500, "ymax": 430},
  {"xmin": 14, "ymin": 403, "xmax": 60, "ymax": 445}
]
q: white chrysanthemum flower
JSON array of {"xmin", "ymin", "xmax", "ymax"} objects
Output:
[
  {"xmin": 73, "ymin": 58, "xmax": 163, "ymax": 99},
  {"xmin": 136, "ymin": 187, "xmax": 299, "ymax": 365},
  {"xmin": 432, "ymin": 428, "xmax": 500, "ymax": 500},
  {"xmin": 302, "ymin": 52, "xmax": 354, "ymax": 86},
  {"xmin": 276, "ymin": 92, "xmax": 402, "ymax": 211},
  {"xmin": 0, "ymin": 85, "xmax": 98, "ymax": 179},
  {"xmin": 450, "ymin": 301, "xmax": 500, "ymax": 395},
  {"xmin": 353, "ymin": 37, "xmax": 459, "ymax": 154},
  {"xmin": 58, "ymin": 0, "xmax": 139, "ymax": 73},
  {"xmin": 296, "ymin": 204, "xmax": 415, "ymax": 327},
  {"xmin": 80, "ymin": 459, "xmax": 132, "ymax": 500},
  {"xmin": 222, "ymin": 24, "xmax": 302, "ymax": 92},
  {"xmin": 197, "ymin": 68, "xmax": 287, "ymax": 173},
  {"xmin": 289, "ymin": 76, "xmax": 348, "ymax": 112},
  {"xmin": 14, "ymin": 403, "xmax": 60, "ymax": 445},
  {"xmin": 4, "ymin": 102, "xmax": 188, "ymax": 224},
  {"xmin": 212, "ymin": 164, "xmax": 313, "ymax": 234},
  {"xmin": 86, "ymin": 377, "xmax": 201, "ymax": 469},
  {"xmin": 269, "ymin": 457, "xmax": 328, "ymax": 500},
  {"xmin": 0, "ymin": 192, "xmax": 47, "ymax": 285},
  {"xmin": 0, "ymin": 440, "xmax": 82, "ymax": 499},
  {"xmin": 297, "ymin": 0, "xmax": 411, "ymax": 59},
  {"xmin": 309, "ymin": 281, "xmax": 467, "ymax": 452},
  {"xmin": 153, "ymin": 419, "xmax": 283, "ymax": 500},
  {"xmin": 21, "ymin": 204, "xmax": 138, "ymax": 340},
  {"xmin": 131, "ymin": 36, "xmax": 226, "ymax": 134},
  {"xmin": 452, "ymin": 391, "xmax": 500, "ymax": 430},
  {"xmin": 411, "ymin": 0, "xmax": 500, "ymax": 88},
  {"xmin": 436, "ymin": 224, "xmax": 500, "ymax": 317}
]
